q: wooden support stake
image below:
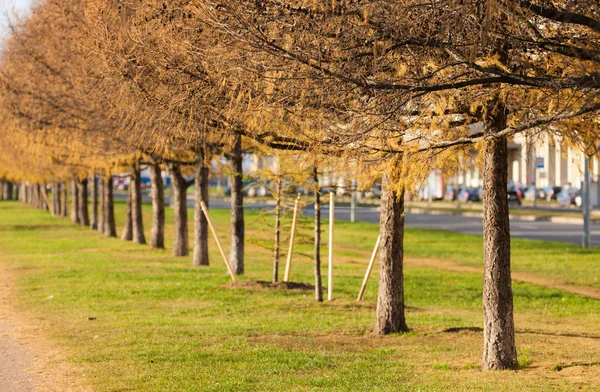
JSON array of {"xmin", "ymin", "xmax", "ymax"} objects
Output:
[
  {"xmin": 328, "ymin": 191, "xmax": 334, "ymax": 301},
  {"xmin": 283, "ymin": 193, "xmax": 301, "ymax": 282},
  {"xmin": 41, "ymin": 188, "xmax": 55, "ymax": 218},
  {"xmin": 200, "ymin": 200, "xmax": 237, "ymax": 282},
  {"xmin": 357, "ymin": 235, "xmax": 381, "ymax": 301}
]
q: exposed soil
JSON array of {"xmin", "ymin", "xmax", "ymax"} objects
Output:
[
  {"xmin": 225, "ymin": 280, "xmax": 315, "ymax": 291},
  {"xmin": 0, "ymin": 261, "xmax": 90, "ymax": 392}
]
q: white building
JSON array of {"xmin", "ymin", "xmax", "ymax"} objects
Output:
[{"xmin": 450, "ymin": 133, "xmax": 600, "ymax": 206}]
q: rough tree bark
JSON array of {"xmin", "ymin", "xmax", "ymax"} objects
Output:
[
  {"xmin": 32, "ymin": 184, "xmax": 38, "ymax": 208},
  {"xmin": 61, "ymin": 181, "xmax": 68, "ymax": 218},
  {"xmin": 272, "ymin": 179, "xmax": 282, "ymax": 283},
  {"xmin": 121, "ymin": 183, "xmax": 133, "ymax": 241},
  {"xmin": 193, "ymin": 153, "xmax": 210, "ymax": 266},
  {"xmin": 149, "ymin": 160, "xmax": 165, "ymax": 249},
  {"xmin": 77, "ymin": 179, "xmax": 89, "ymax": 226},
  {"xmin": 71, "ymin": 180, "xmax": 79, "ymax": 224},
  {"xmin": 481, "ymin": 101, "xmax": 519, "ymax": 370},
  {"xmin": 40, "ymin": 183, "xmax": 50, "ymax": 211},
  {"xmin": 374, "ymin": 172, "xmax": 409, "ymax": 335},
  {"xmin": 52, "ymin": 183, "xmax": 61, "ymax": 216},
  {"xmin": 98, "ymin": 178, "xmax": 105, "ymax": 233},
  {"xmin": 169, "ymin": 164, "xmax": 189, "ymax": 257},
  {"xmin": 40, "ymin": 184, "xmax": 48, "ymax": 211},
  {"xmin": 5, "ymin": 182, "xmax": 13, "ymax": 200},
  {"xmin": 20, "ymin": 183, "xmax": 25, "ymax": 203},
  {"xmin": 313, "ymin": 167, "xmax": 323, "ymax": 302},
  {"xmin": 229, "ymin": 135, "xmax": 245, "ymax": 275},
  {"xmin": 131, "ymin": 165, "xmax": 146, "ymax": 245},
  {"xmin": 23, "ymin": 184, "xmax": 29, "ymax": 204},
  {"xmin": 103, "ymin": 176, "xmax": 117, "ymax": 237},
  {"xmin": 90, "ymin": 176, "xmax": 98, "ymax": 230}
]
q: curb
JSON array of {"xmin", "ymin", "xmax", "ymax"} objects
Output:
[{"xmin": 405, "ymin": 208, "xmax": 599, "ymax": 225}]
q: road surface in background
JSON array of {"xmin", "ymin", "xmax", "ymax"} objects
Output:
[{"xmin": 118, "ymin": 194, "xmax": 599, "ymax": 246}]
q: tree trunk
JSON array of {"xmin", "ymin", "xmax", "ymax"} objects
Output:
[
  {"xmin": 98, "ymin": 178, "xmax": 105, "ymax": 232},
  {"xmin": 19, "ymin": 183, "xmax": 25, "ymax": 203},
  {"xmin": 90, "ymin": 176, "xmax": 98, "ymax": 230},
  {"xmin": 61, "ymin": 181, "xmax": 68, "ymax": 218},
  {"xmin": 52, "ymin": 183, "xmax": 61, "ymax": 216},
  {"xmin": 149, "ymin": 160, "xmax": 165, "ymax": 249},
  {"xmin": 229, "ymin": 135, "xmax": 245, "ymax": 275},
  {"xmin": 121, "ymin": 183, "xmax": 133, "ymax": 241},
  {"xmin": 77, "ymin": 179, "xmax": 89, "ymax": 226},
  {"xmin": 13, "ymin": 183, "xmax": 19, "ymax": 201},
  {"xmin": 71, "ymin": 180, "xmax": 79, "ymax": 224},
  {"xmin": 33, "ymin": 184, "xmax": 38, "ymax": 209},
  {"xmin": 169, "ymin": 164, "xmax": 189, "ymax": 257},
  {"xmin": 104, "ymin": 176, "xmax": 117, "ymax": 237},
  {"xmin": 313, "ymin": 167, "xmax": 323, "ymax": 302},
  {"xmin": 6, "ymin": 182, "xmax": 13, "ymax": 200},
  {"xmin": 374, "ymin": 172, "xmax": 409, "ymax": 335},
  {"xmin": 193, "ymin": 154, "xmax": 210, "ymax": 266},
  {"xmin": 131, "ymin": 165, "xmax": 146, "ymax": 244},
  {"xmin": 0, "ymin": 180, "xmax": 4, "ymax": 200},
  {"xmin": 40, "ymin": 184, "xmax": 48, "ymax": 211},
  {"xmin": 273, "ymin": 179, "xmax": 282, "ymax": 283},
  {"xmin": 481, "ymin": 102, "xmax": 519, "ymax": 370}
]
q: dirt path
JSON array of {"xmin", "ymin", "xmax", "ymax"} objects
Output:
[
  {"xmin": 406, "ymin": 257, "xmax": 600, "ymax": 300},
  {"xmin": 0, "ymin": 262, "xmax": 90, "ymax": 392}
]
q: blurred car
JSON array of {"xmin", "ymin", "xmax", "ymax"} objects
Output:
[
  {"xmin": 224, "ymin": 180, "xmax": 268, "ymax": 197},
  {"xmin": 539, "ymin": 185, "xmax": 563, "ymax": 201},
  {"xmin": 557, "ymin": 188, "xmax": 581, "ymax": 207},
  {"xmin": 507, "ymin": 190, "xmax": 521, "ymax": 206},
  {"xmin": 444, "ymin": 185, "xmax": 464, "ymax": 201},
  {"xmin": 140, "ymin": 177, "xmax": 151, "ymax": 189},
  {"xmin": 113, "ymin": 177, "xmax": 128, "ymax": 190},
  {"xmin": 458, "ymin": 187, "xmax": 482, "ymax": 202},
  {"xmin": 364, "ymin": 184, "xmax": 382, "ymax": 198},
  {"xmin": 523, "ymin": 187, "xmax": 540, "ymax": 200}
]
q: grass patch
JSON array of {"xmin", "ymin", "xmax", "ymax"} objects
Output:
[{"xmin": 0, "ymin": 201, "xmax": 599, "ymax": 391}]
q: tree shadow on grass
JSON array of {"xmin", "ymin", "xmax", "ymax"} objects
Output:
[{"xmin": 0, "ymin": 225, "xmax": 64, "ymax": 231}]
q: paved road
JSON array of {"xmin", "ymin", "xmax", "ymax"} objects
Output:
[
  {"xmin": 120, "ymin": 194, "xmax": 598, "ymax": 246},
  {"xmin": 313, "ymin": 205, "xmax": 600, "ymax": 246}
]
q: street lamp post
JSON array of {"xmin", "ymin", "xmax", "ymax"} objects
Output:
[{"xmin": 582, "ymin": 156, "xmax": 591, "ymax": 248}]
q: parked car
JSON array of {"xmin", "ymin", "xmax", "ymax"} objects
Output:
[
  {"xmin": 224, "ymin": 180, "xmax": 268, "ymax": 197},
  {"xmin": 507, "ymin": 190, "xmax": 521, "ymax": 206},
  {"xmin": 113, "ymin": 177, "xmax": 129, "ymax": 190},
  {"xmin": 557, "ymin": 187, "xmax": 581, "ymax": 207},
  {"xmin": 539, "ymin": 185, "xmax": 563, "ymax": 201},
  {"xmin": 140, "ymin": 177, "xmax": 151, "ymax": 189},
  {"xmin": 444, "ymin": 185, "xmax": 463, "ymax": 201},
  {"xmin": 523, "ymin": 187, "xmax": 539, "ymax": 200},
  {"xmin": 459, "ymin": 187, "xmax": 482, "ymax": 202},
  {"xmin": 364, "ymin": 184, "xmax": 382, "ymax": 198}
]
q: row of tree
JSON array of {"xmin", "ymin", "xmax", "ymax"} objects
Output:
[{"xmin": 1, "ymin": 0, "xmax": 599, "ymax": 370}]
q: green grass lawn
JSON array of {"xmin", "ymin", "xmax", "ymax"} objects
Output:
[{"xmin": 0, "ymin": 201, "xmax": 599, "ymax": 391}]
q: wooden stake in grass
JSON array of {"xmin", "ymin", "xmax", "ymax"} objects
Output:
[
  {"xmin": 357, "ymin": 235, "xmax": 381, "ymax": 301},
  {"xmin": 200, "ymin": 200, "xmax": 237, "ymax": 282},
  {"xmin": 41, "ymin": 188, "xmax": 55, "ymax": 218},
  {"xmin": 328, "ymin": 191, "xmax": 334, "ymax": 301},
  {"xmin": 283, "ymin": 193, "xmax": 301, "ymax": 283}
]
